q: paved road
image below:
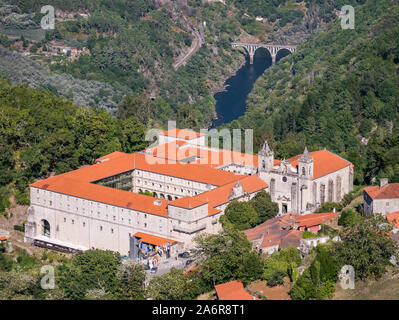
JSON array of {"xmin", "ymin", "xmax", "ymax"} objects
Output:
[
  {"xmin": 173, "ymin": 29, "xmax": 202, "ymax": 70},
  {"xmin": 144, "ymin": 257, "xmax": 192, "ymax": 283}
]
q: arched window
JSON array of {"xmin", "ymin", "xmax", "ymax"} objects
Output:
[
  {"xmin": 262, "ymin": 160, "xmax": 266, "ymax": 170},
  {"xmin": 41, "ymin": 219, "xmax": 50, "ymax": 237},
  {"xmin": 302, "ymin": 167, "xmax": 305, "ymax": 176},
  {"xmin": 167, "ymin": 195, "xmax": 172, "ymax": 201}
]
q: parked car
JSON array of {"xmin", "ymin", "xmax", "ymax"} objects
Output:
[
  {"xmin": 150, "ymin": 267, "xmax": 158, "ymax": 273},
  {"xmin": 178, "ymin": 251, "xmax": 190, "ymax": 258}
]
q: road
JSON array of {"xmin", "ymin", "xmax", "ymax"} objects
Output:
[
  {"xmin": 173, "ymin": 28, "xmax": 202, "ymax": 70},
  {"xmin": 144, "ymin": 257, "xmax": 192, "ymax": 284}
]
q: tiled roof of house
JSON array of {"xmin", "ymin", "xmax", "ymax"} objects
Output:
[
  {"xmin": 386, "ymin": 211, "xmax": 399, "ymax": 228},
  {"xmin": 244, "ymin": 213, "xmax": 303, "ymax": 250},
  {"xmin": 169, "ymin": 175, "xmax": 267, "ymax": 215},
  {"xmin": 31, "ymin": 176, "xmax": 169, "ymax": 216},
  {"xmin": 145, "ymin": 141, "xmax": 263, "ymax": 168},
  {"xmin": 288, "ymin": 150, "xmax": 353, "ymax": 180},
  {"xmin": 245, "ymin": 212, "xmax": 337, "ymax": 250},
  {"xmin": 294, "ymin": 212, "xmax": 338, "ymax": 228},
  {"xmin": 30, "ymin": 151, "xmax": 260, "ymax": 217},
  {"xmin": 364, "ymin": 183, "xmax": 399, "ymax": 200},
  {"xmin": 215, "ymin": 280, "xmax": 256, "ymax": 300}
]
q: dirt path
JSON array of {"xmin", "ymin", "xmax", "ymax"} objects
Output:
[{"xmin": 247, "ymin": 279, "xmax": 292, "ymax": 300}]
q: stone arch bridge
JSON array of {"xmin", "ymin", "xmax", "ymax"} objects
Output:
[{"xmin": 232, "ymin": 42, "xmax": 297, "ymax": 65}]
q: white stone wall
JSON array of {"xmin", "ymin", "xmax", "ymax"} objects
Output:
[
  {"xmin": 28, "ymin": 186, "xmax": 227, "ymax": 254},
  {"xmin": 368, "ymin": 198, "xmax": 399, "ymax": 215},
  {"xmin": 133, "ymin": 169, "xmax": 213, "ymax": 200},
  {"xmin": 258, "ymin": 165, "xmax": 353, "ymax": 214},
  {"xmin": 29, "ymin": 187, "xmax": 176, "ymax": 255},
  {"xmin": 310, "ymin": 165, "xmax": 353, "ymax": 208}
]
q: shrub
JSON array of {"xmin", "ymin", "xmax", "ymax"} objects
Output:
[
  {"xmin": 15, "ymin": 189, "xmax": 30, "ymax": 205},
  {"xmin": 13, "ymin": 222, "xmax": 26, "ymax": 232},
  {"xmin": 302, "ymin": 231, "xmax": 318, "ymax": 238},
  {"xmin": 267, "ymin": 270, "xmax": 285, "ymax": 287},
  {"xmin": 338, "ymin": 209, "xmax": 362, "ymax": 227},
  {"xmin": 315, "ymin": 202, "xmax": 343, "ymax": 213}
]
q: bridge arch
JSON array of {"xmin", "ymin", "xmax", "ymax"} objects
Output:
[
  {"xmin": 232, "ymin": 42, "xmax": 297, "ymax": 65},
  {"xmin": 275, "ymin": 48, "xmax": 292, "ymax": 64}
]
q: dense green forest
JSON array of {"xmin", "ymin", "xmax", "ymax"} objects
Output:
[
  {"xmin": 223, "ymin": 0, "xmax": 399, "ymax": 185},
  {"xmin": 0, "ymin": 79, "xmax": 147, "ymax": 214},
  {"xmin": 1, "ymin": 0, "xmax": 342, "ymax": 128}
]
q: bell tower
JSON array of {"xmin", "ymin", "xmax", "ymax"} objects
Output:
[
  {"xmin": 298, "ymin": 147, "xmax": 313, "ymax": 179},
  {"xmin": 258, "ymin": 141, "xmax": 274, "ymax": 174}
]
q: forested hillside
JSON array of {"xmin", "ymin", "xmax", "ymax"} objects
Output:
[
  {"xmin": 224, "ymin": 0, "xmax": 399, "ymax": 185},
  {"xmin": 0, "ymin": 0, "xmax": 344, "ymax": 128},
  {"xmin": 0, "ymin": 79, "xmax": 147, "ymax": 215}
]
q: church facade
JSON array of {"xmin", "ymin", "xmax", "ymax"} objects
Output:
[{"xmin": 257, "ymin": 142, "xmax": 354, "ymax": 214}]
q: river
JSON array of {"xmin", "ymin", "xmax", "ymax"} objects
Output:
[{"xmin": 212, "ymin": 48, "xmax": 288, "ymax": 127}]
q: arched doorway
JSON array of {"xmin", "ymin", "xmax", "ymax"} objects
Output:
[{"xmin": 41, "ymin": 219, "xmax": 50, "ymax": 237}]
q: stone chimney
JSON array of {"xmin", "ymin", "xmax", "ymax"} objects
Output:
[{"xmin": 380, "ymin": 178, "xmax": 389, "ymax": 188}]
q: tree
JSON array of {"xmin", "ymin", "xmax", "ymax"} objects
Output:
[
  {"xmin": 146, "ymin": 268, "xmax": 191, "ymax": 300},
  {"xmin": 338, "ymin": 208, "xmax": 362, "ymax": 227},
  {"xmin": 57, "ymin": 249, "xmax": 121, "ymax": 300},
  {"xmin": 332, "ymin": 214, "xmax": 398, "ymax": 280},
  {"xmin": 192, "ymin": 224, "xmax": 262, "ymax": 287},
  {"xmin": 263, "ymin": 247, "xmax": 302, "ymax": 286},
  {"xmin": 250, "ymin": 191, "xmax": 279, "ymax": 224},
  {"xmin": 267, "ymin": 270, "xmax": 285, "ymax": 287},
  {"xmin": 116, "ymin": 116, "xmax": 148, "ymax": 153},
  {"xmin": 290, "ymin": 245, "xmax": 337, "ymax": 300},
  {"xmin": 116, "ymin": 94, "xmax": 155, "ymax": 125},
  {"xmin": 115, "ymin": 262, "xmax": 146, "ymax": 300},
  {"xmin": 314, "ymin": 202, "xmax": 343, "ymax": 213},
  {"xmin": 224, "ymin": 201, "xmax": 259, "ymax": 230}
]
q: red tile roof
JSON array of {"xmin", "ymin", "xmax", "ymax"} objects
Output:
[
  {"xmin": 215, "ymin": 280, "xmax": 257, "ymax": 300},
  {"xmin": 294, "ymin": 212, "xmax": 338, "ymax": 228},
  {"xmin": 244, "ymin": 214, "xmax": 303, "ymax": 250},
  {"xmin": 169, "ymin": 175, "xmax": 267, "ymax": 215},
  {"xmin": 288, "ymin": 150, "xmax": 353, "ymax": 180},
  {"xmin": 30, "ymin": 151, "xmax": 253, "ymax": 217},
  {"xmin": 32, "ymin": 176, "xmax": 169, "ymax": 216},
  {"xmin": 146, "ymin": 141, "xmax": 261, "ymax": 168},
  {"xmin": 160, "ymin": 129, "xmax": 205, "ymax": 138},
  {"xmin": 133, "ymin": 232, "xmax": 177, "ymax": 246},
  {"xmin": 364, "ymin": 184, "xmax": 399, "ymax": 200}
]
